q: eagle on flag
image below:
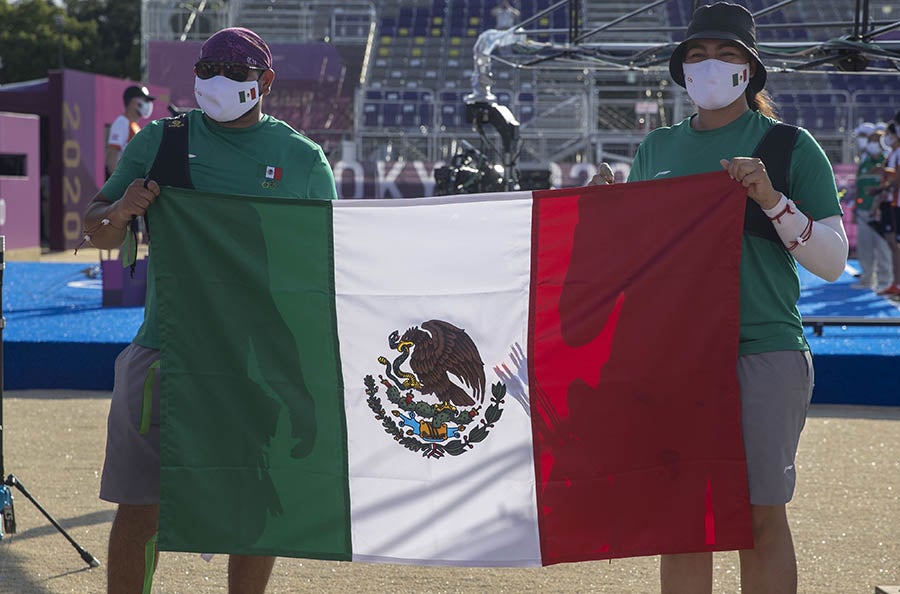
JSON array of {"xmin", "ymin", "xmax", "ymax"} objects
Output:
[{"xmin": 395, "ymin": 319, "xmax": 486, "ymax": 407}]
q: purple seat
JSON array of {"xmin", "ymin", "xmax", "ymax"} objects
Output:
[
  {"xmin": 419, "ymin": 103, "xmax": 434, "ymax": 126},
  {"xmin": 401, "ymin": 103, "xmax": 418, "ymax": 127},
  {"xmin": 519, "ymin": 104, "xmax": 534, "ymax": 123},
  {"xmin": 383, "ymin": 103, "xmax": 402, "ymax": 126},
  {"xmin": 398, "ymin": 7, "xmax": 414, "ymax": 27},
  {"xmin": 363, "ymin": 103, "xmax": 380, "ymax": 127},
  {"xmin": 441, "ymin": 103, "xmax": 463, "ymax": 127}
]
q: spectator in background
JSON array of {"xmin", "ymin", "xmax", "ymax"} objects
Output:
[
  {"xmin": 854, "ymin": 121, "xmax": 876, "ymax": 154},
  {"xmin": 870, "ymin": 122, "xmax": 900, "ymax": 297},
  {"xmin": 105, "ymin": 85, "xmax": 155, "ymax": 179},
  {"xmin": 492, "ymin": 0, "xmax": 521, "ymax": 29},
  {"xmin": 852, "ymin": 123, "xmax": 891, "ymax": 291}
]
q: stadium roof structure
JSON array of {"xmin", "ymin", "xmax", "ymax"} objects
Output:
[{"xmin": 483, "ymin": 0, "xmax": 900, "ymax": 76}]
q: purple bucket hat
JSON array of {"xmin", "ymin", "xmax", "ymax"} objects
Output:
[{"xmin": 199, "ymin": 27, "xmax": 272, "ymax": 70}]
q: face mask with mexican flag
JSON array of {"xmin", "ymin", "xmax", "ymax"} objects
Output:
[
  {"xmin": 194, "ymin": 75, "xmax": 260, "ymax": 123},
  {"xmin": 683, "ymin": 59, "xmax": 750, "ymax": 111}
]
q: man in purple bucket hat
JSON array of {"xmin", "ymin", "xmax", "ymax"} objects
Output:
[{"xmin": 84, "ymin": 27, "xmax": 337, "ymax": 593}]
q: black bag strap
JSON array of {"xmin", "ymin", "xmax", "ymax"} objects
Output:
[
  {"xmin": 146, "ymin": 113, "xmax": 194, "ymax": 189},
  {"xmin": 129, "ymin": 114, "xmax": 194, "ymax": 277},
  {"xmin": 744, "ymin": 122, "xmax": 800, "ymax": 248}
]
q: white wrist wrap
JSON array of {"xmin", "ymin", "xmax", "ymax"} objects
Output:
[
  {"xmin": 760, "ymin": 194, "xmax": 849, "ymax": 282},
  {"xmin": 762, "ymin": 194, "xmax": 811, "ymax": 250}
]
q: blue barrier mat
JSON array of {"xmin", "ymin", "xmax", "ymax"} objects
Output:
[
  {"xmin": 4, "ymin": 262, "xmax": 142, "ymax": 390},
  {"xmin": 3, "ymin": 261, "xmax": 899, "ymax": 404},
  {"xmin": 799, "ymin": 264, "xmax": 900, "ymax": 355}
]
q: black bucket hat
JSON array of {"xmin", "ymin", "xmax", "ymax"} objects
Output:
[{"xmin": 668, "ymin": 2, "xmax": 767, "ymax": 94}]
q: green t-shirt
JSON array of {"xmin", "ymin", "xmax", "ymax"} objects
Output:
[
  {"xmin": 101, "ymin": 110, "xmax": 338, "ymax": 349},
  {"xmin": 856, "ymin": 153, "xmax": 885, "ymax": 210},
  {"xmin": 628, "ymin": 110, "xmax": 842, "ymax": 356}
]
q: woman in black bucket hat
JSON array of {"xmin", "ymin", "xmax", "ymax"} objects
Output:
[{"xmin": 593, "ymin": 3, "xmax": 848, "ymax": 593}]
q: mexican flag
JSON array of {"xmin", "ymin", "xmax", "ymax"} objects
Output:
[
  {"xmin": 150, "ymin": 171, "xmax": 751, "ymax": 567},
  {"xmin": 257, "ymin": 164, "xmax": 283, "ymax": 180},
  {"xmin": 238, "ymin": 87, "xmax": 257, "ymax": 103}
]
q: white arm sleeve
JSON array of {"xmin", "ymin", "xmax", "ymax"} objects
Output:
[
  {"xmin": 762, "ymin": 194, "xmax": 848, "ymax": 282},
  {"xmin": 107, "ymin": 116, "xmax": 129, "ymax": 149}
]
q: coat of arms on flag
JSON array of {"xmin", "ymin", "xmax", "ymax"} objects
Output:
[{"xmin": 365, "ymin": 320, "xmax": 504, "ymax": 459}]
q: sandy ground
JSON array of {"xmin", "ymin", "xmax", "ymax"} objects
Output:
[
  {"xmin": 6, "ymin": 246, "xmax": 147, "ymax": 264},
  {"xmin": 1, "ymin": 248, "xmax": 897, "ymax": 592},
  {"xmin": 0, "ymin": 391, "xmax": 896, "ymax": 594}
]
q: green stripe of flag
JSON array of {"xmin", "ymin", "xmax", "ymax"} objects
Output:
[{"xmin": 151, "ymin": 187, "xmax": 351, "ymax": 559}]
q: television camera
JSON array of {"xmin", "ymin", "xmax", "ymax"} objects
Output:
[{"xmin": 434, "ymin": 100, "xmax": 521, "ymax": 196}]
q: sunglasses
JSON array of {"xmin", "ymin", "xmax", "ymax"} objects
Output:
[{"xmin": 194, "ymin": 61, "xmax": 266, "ymax": 82}]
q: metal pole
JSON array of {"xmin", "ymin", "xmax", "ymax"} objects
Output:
[
  {"xmin": 4, "ymin": 475, "xmax": 100, "ymax": 567},
  {"xmin": 0, "ymin": 235, "xmax": 13, "ymax": 538},
  {"xmin": 573, "ymin": 0, "xmax": 669, "ymax": 45},
  {"xmin": 53, "ymin": 14, "xmax": 65, "ymax": 68},
  {"xmin": 0, "ymin": 235, "xmax": 99, "ymax": 566},
  {"xmin": 0, "ymin": 235, "xmax": 5, "ymax": 479}
]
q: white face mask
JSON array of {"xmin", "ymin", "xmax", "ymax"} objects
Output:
[
  {"xmin": 884, "ymin": 135, "xmax": 899, "ymax": 150},
  {"xmin": 683, "ymin": 59, "xmax": 751, "ymax": 111},
  {"xmin": 194, "ymin": 76, "xmax": 261, "ymax": 123},
  {"xmin": 137, "ymin": 100, "xmax": 153, "ymax": 119},
  {"xmin": 866, "ymin": 141, "xmax": 883, "ymax": 156},
  {"xmin": 857, "ymin": 137, "xmax": 869, "ymax": 151}
]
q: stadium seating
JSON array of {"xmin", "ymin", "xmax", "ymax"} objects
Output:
[
  {"xmin": 352, "ymin": 0, "xmax": 898, "ymax": 165},
  {"xmin": 668, "ymin": 0, "xmax": 897, "ymax": 139},
  {"xmin": 366, "ymin": 0, "xmax": 570, "ymax": 133},
  {"xmin": 145, "ymin": 0, "xmax": 898, "ymax": 166}
]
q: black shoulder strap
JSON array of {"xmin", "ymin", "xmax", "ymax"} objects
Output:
[
  {"xmin": 146, "ymin": 113, "xmax": 194, "ymax": 189},
  {"xmin": 744, "ymin": 123, "xmax": 800, "ymax": 248},
  {"xmin": 135, "ymin": 114, "xmax": 193, "ymax": 267}
]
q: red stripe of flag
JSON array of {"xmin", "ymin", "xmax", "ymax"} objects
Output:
[{"xmin": 529, "ymin": 171, "xmax": 752, "ymax": 564}]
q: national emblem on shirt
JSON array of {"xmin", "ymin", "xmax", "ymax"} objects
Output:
[{"xmin": 257, "ymin": 164, "xmax": 282, "ymax": 189}]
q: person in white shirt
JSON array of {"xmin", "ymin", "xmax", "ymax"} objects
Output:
[{"xmin": 105, "ymin": 85, "xmax": 155, "ymax": 179}]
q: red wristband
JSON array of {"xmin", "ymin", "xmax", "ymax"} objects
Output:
[{"xmin": 768, "ymin": 201, "xmax": 794, "ymax": 225}]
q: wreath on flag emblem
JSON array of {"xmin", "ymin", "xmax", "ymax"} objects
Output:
[{"xmin": 364, "ymin": 320, "xmax": 505, "ymax": 459}]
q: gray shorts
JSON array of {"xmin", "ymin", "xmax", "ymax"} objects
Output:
[
  {"xmin": 738, "ymin": 350, "xmax": 814, "ymax": 506},
  {"xmin": 100, "ymin": 344, "xmax": 811, "ymax": 507},
  {"xmin": 100, "ymin": 342, "xmax": 161, "ymax": 505}
]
